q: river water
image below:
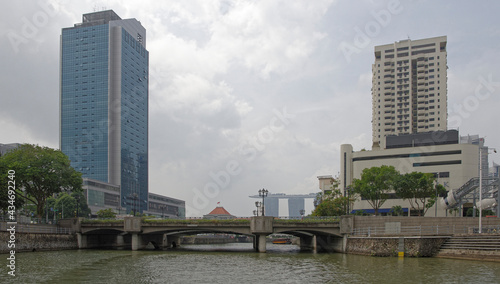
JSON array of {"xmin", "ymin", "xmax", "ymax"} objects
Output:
[{"xmin": 2, "ymin": 243, "xmax": 500, "ymax": 283}]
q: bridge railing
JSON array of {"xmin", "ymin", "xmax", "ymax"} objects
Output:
[
  {"xmin": 274, "ymin": 216, "xmax": 339, "ymax": 220},
  {"xmin": 0, "ymin": 222, "xmax": 73, "ymax": 234},
  {"xmin": 351, "ymin": 225, "xmax": 500, "ymax": 236}
]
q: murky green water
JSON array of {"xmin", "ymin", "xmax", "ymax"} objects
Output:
[{"xmin": 2, "ymin": 243, "xmax": 500, "ymax": 283}]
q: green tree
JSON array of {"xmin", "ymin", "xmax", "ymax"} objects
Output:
[
  {"xmin": 46, "ymin": 196, "xmax": 56, "ymax": 221},
  {"xmin": 312, "ymin": 186, "xmax": 355, "ymax": 217},
  {"xmin": 0, "ymin": 155, "xmax": 25, "ymax": 212},
  {"xmin": 352, "ymin": 165, "xmax": 399, "ymax": 216},
  {"xmin": 395, "ymin": 172, "xmax": 442, "ymax": 216},
  {"xmin": 55, "ymin": 192, "xmax": 77, "ymax": 219},
  {"xmin": 390, "ymin": 205, "xmax": 404, "ymax": 216},
  {"xmin": 97, "ymin": 208, "xmax": 116, "ymax": 219},
  {"xmin": 312, "ymin": 196, "xmax": 347, "ymax": 216},
  {"xmin": 71, "ymin": 192, "xmax": 91, "ymax": 218},
  {"xmin": 0, "ymin": 144, "xmax": 82, "ymax": 218}
]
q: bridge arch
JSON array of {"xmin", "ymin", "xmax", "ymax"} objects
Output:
[{"xmin": 272, "ymin": 228, "xmax": 344, "ymax": 253}]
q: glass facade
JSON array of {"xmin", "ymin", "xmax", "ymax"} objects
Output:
[
  {"xmin": 61, "ymin": 24, "xmax": 110, "ymax": 182},
  {"xmin": 119, "ymin": 28, "xmax": 149, "ymax": 213},
  {"xmin": 61, "ymin": 11, "xmax": 149, "ymax": 214}
]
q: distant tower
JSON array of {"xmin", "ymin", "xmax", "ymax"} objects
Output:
[
  {"xmin": 371, "ymin": 36, "xmax": 447, "ymax": 149},
  {"xmin": 60, "ymin": 10, "xmax": 149, "ymax": 213}
]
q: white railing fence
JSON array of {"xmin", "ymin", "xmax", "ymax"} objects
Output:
[{"xmin": 351, "ymin": 225, "xmax": 500, "ymax": 236}]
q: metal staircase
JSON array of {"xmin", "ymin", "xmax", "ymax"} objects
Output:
[{"xmin": 442, "ymin": 177, "xmax": 499, "ymax": 215}]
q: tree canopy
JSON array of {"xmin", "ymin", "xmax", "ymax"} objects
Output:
[
  {"xmin": 312, "ymin": 179, "xmax": 355, "ymax": 216},
  {"xmin": 312, "ymin": 190, "xmax": 352, "ymax": 216},
  {"xmin": 53, "ymin": 192, "xmax": 91, "ymax": 219},
  {"xmin": 0, "ymin": 144, "xmax": 82, "ymax": 218},
  {"xmin": 97, "ymin": 208, "xmax": 117, "ymax": 219},
  {"xmin": 395, "ymin": 172, "xmax": 440, "ymax": 216},
  {"xmin": 352, "ymin": 165, "xmax": 399, "ymax": 215}
]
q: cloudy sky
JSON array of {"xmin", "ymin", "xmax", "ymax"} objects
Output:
[{"xmin": 1, "ymin": 0, "xmax": 500, "ymax": 217}]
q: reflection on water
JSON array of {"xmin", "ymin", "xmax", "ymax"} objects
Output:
[{"xmin": 2, "ymin": 243, "xmax": 500, "ymax": 283}]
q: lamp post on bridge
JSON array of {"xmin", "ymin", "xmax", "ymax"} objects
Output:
[
  {"xmin": 255, "ymin": 201, "xmax": 261, "ymax": 216},
  {"xmin": 258, "ymin": 189, "xmax": 268, "ymax": 216},
  {"xmin": 479, "ymin": 147, "xmax": 497, "ymax": 234}
]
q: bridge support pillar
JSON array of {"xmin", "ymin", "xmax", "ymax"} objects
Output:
[
  {"xmin": 131, "ymin": 233, "xmax": 141, "ymax": 251},
  {"xmin": 300, "ymin": 235, "xmax": 316, "ymax": 252},
  {"xmin": 251, "ymin": 216, "xmax": 273, "ymax": 253},
  {"xmin": 116, "ymin": 234, "xmax": 125, "ymax": 250},
  {"xmin": 77, "ymin": 233, "xmax": 87, "ymax": 249},
  {"xmin": 256, "ymin": 234, "xmax": 267, "ymax": 253}
]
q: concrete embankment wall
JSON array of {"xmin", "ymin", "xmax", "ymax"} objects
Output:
[
  {"xmin": 346, "ymin": 236, "xmax": 447, "ymax": 257},
  {"xmin": 352, "ymin": 216, "xmax": 499, "ymax": 231},
  {"xmin": 0, "ymin": 232, "xmax": 77, "ymax": 253}
]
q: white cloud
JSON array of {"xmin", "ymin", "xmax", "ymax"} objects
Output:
[{"xmin": 1, "ymin": 0, "xmax": 500, "ymax": 217}]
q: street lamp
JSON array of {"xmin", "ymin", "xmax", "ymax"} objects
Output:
[
  {"xmin": 435, "ymin": 172, "xmax": 440, "ymax": 217},
  {"xmin": 346, "ymin": 186, "xmax": 352, "ymax": 215},
  {"xmin": 479, "ymin": 147, "xmax": 497, "ymax": 234},
  {"xmin": 255, "ymin": 201, "xmax": 261, "ymax": 216},
  {"xmin": 258, "ymin": 189, "xmax": 268, "ymax": 216}
]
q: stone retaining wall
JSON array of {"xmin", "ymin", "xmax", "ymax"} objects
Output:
[
  {"xmin": 346, "ymin": 236, "xmax": 448, "ymax": 257},
  {"xmin": 0, "ymin": 232, "xmax": 77, "ymax": 253}
]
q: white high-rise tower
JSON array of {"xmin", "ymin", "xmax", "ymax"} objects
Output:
[{"xmin": 371, "ymin": 36, "xmax": 447, "ymax": 149}]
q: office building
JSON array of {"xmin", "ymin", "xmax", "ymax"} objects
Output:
[
  {"xmin": 334, "ymin": 36, "xmax": 500, "ymax": 217},
  {"xmin": 83, "ymin": 178, "xmax": 186, "ymax": 218},
  {"xmin": 372, "ymin": 36, "xmax": 447, "ymax": 149},
  {"xmin": 340, "ymin": 130, "xmax": 482, "ymax": 216},
  {"xmin": 0, "ymin": 143, "xmax": 21, "ymax": 156},
  {"xmin": 60, "ymin": 10, "xmax": 149, "ymax": 213},
  {"xmin": 145, "ymin": 193, "xmax": 186, "ymax": 218},
  {"xmin": 317, "ymin": 175, "xmax": 334, "ymax": 194},
  {"xmin": 83, "ymin": 177, "xmax": 123, "ymax": 215}
]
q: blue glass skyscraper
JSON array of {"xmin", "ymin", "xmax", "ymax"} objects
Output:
[{"xmin": 60, "ymin": 10, "xmax": 149, "ymax": 213}]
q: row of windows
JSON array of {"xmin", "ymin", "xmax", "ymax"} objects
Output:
[
  {"xmin": 384, "ymin": 43, "xmax": 436, "ymax": 54},
  {"xmin": 413, "ymin": 160, "xmax": 461, "ymax": 167},
  {"xmin": 124, "ymin": 30, "xmax": 147, "ymax": 58}
]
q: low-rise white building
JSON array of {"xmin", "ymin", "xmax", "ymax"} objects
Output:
[{"xmin": 339, "ymin": 130, "xmax": 482, "ymax": 216}]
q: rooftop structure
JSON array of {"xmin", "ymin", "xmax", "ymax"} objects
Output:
[{"xmin": 203, "ymin": 205, "xmax": 235, "ymax": 220}]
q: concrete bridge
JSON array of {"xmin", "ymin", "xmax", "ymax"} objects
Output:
[{"xmin": 65, "ymin": 216, "xmax": 352, "ymax": 253}]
